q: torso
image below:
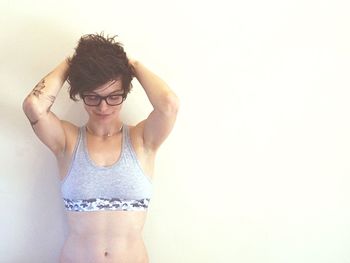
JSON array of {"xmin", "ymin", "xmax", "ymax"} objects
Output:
[{"xmin": 56, "ymin": 121, "xmax": 156, "ymax": 263}]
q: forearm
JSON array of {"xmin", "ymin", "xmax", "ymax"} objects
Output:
[
  {"xmin": 129, "ymin": 60, "xmax": 179, "ymax": 112},
  {"xmin": 23, "ymin": 58, "xmax": 70, "ymax": 122}
]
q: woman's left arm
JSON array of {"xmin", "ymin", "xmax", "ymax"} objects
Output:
[{"xmin": 128, "ymin": 59, "xmax": 180, "ymax": 152}]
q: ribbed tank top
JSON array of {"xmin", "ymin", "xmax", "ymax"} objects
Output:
[{"xmin": 60, "ymin": 122, "xmax": 153, "ymax": 212}]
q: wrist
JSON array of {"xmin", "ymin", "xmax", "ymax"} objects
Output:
[
  {"xmin": 128, "ymin": 59, "xmax": 139, "ymax": 77},
  {"xmin": 128, "ymin": 57, "xmax": 138, "ymax": 67}
]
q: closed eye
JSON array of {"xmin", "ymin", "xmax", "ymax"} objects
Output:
[
  {"xmin": 86, "ymin": 95, "xmax": 99, "ymax": 99},
  {"xmin": 109, "ymin": 95, "xmax": 121, "ymax": 99}
]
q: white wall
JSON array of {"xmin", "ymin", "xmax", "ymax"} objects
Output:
[{"xmin": 1, "ymin": 0, "xmax": 349, "ymax": 262}]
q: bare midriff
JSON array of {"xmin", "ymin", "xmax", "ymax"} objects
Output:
[{"xmin": 59, "ymin": 210, "xmax": 149, "ymax": 263}]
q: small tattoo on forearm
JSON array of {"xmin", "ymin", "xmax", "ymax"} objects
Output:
[
  {"xmin": 30, "ymin": 77, "xmax": 56, "ymax": 112},
  {"xmin": 31, "ymin": 78, "xmax": 46, "ymax": 98},
  {"xmin": 30, "ymin": 69, "xmax": 54, "ymax": 98}
]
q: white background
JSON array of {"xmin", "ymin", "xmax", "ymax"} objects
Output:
[{"xmin": 0, "ymin": 0, "xmax": 349, "ymax": 262}]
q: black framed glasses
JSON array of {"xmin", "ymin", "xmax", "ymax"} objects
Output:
[{"xmin": 81, "ymin": 93, "xmax": 126, "ymax": 106}]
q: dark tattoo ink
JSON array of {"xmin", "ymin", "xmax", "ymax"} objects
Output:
[
  {"xmin": 47, "ymin": 104, "xmax": 53, "ymax": 113},
  {"xmin": 30, "ymin": 70, "xmax": 54, "ymax": 99},
  {"xmin": 46, "ymin": 95, "xmax": 56, "ymax": 113},
  {"xmin": 30, "ymin": 74, "xmax": 57, "ymax": 112},
  {"xmin": 26, "ymin": 71, "xmax": 57, "ymax": 119},
  {"xmin": 47, "ymin": 95, "xmax": 56, "ymax": 102},
  {"xmin": 32, "ymin": 79, "xmax": 46, "ymax": 98}
]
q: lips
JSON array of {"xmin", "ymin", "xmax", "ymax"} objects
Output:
[{"xmin": 95, "ymin": 112, "xmax": 110, "ymax": 117}]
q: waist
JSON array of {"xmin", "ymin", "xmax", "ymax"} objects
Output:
[
  {"xmin": 67, "ymin": 231, "xmax": 144, "ymax": 244},
  {"xmin": 61, "ymin": 233, "xmax": 148, "ymax": 263},
  {"xmin": 66, "ymin": 209, "xmax": 147, "ymax": 235}
]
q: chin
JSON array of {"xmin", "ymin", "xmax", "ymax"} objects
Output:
[{"xmin": 93, "ymin": 112, "xmax": 119, "ymax": 120}]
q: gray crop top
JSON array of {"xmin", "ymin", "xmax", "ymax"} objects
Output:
[{"xmin": 60, "ymin": 122, "xmax": 153, "ymax": 212}]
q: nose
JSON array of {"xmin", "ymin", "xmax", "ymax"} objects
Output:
[{"xmin": 98, "ymin": 98, "xmax": 109, "ymax": 111}]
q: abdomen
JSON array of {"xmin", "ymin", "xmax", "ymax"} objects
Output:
[{"xmin": 59, "ymin": 233, "xmax": 149, "ymax": 263}]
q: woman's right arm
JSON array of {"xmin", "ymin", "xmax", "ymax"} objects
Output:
[{"xmin": 22, "ymin": 58, "xmax": 71, "ymax": 157}]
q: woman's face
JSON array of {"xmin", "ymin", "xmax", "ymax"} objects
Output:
[{"xmin": 82, "ymin": 78, "xmax": 125, "ymax": 122}]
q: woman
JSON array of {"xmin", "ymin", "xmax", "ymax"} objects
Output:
[{"xmin": 22, "ymin": 33, "xmax": 180, "ymax": 263}]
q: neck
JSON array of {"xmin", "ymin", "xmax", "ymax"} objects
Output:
[{"xmin": 85, "ymin": 120, "xmax": 123, "ymax": 137}]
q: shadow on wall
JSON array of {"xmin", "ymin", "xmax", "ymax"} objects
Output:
[{"xmin": 0, "ymin": 17, "xmax": 87, "ymax": 262}]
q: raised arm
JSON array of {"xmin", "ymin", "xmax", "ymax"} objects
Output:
[
  {"xmin": 128, "ymin": 58, "xmax": 180, "ymax": 152},
  {"xmin": 22, "ymin": 58, "xmax": 71, "ymax": 157}
]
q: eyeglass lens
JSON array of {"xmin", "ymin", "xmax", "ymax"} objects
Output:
[{"xmin": 83, "ymin": 95, "xmax": 123, "ymax": 106}]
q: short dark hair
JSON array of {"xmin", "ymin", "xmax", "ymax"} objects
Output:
[{"xmin": 67, "ymin": 32, "xmax": 135, "ymax": 101}]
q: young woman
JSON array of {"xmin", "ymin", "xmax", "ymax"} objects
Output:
[{"xmin": 22, "ymin": 33, "xmax": 180, "ymax": 263}]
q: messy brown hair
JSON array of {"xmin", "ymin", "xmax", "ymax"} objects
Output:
[{"xmin": 66, "ymin": 32, "xmax": 135, "ymax": 101}]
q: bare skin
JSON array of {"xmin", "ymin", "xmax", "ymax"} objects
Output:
[
  {"xmin": 22, "ymin": 55, "xmax": 179, "ymax": 263},
  {"xmin": 58, "ymin": 121, "xmax": 155, "ymax": 263}
]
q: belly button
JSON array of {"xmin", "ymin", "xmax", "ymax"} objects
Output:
[{"xmin": 104, "ymin": 251, "xmax": 108, "ymax": 256}]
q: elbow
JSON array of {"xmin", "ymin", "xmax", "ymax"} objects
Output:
[
  {"xmin": 22, "ymin": 97, "xmax": 36, "ymax": 120},
  {"xmin": 22, "ymin": 95, "xmax": 33, "ymax": 113},
  {"xmin": 162, "ymin": 92, "xmax": 180, "ymax": 114},
  {"xmin": 22, "ymin": 95, "xmax": 39, "ymax": 113},
  {"xmin": 170, "ymin": 94, "xmax": 180, "ymax": 112},
  {"xmin": 22, "ymin": 96, "xmax": 43, "ymax": 119}
]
